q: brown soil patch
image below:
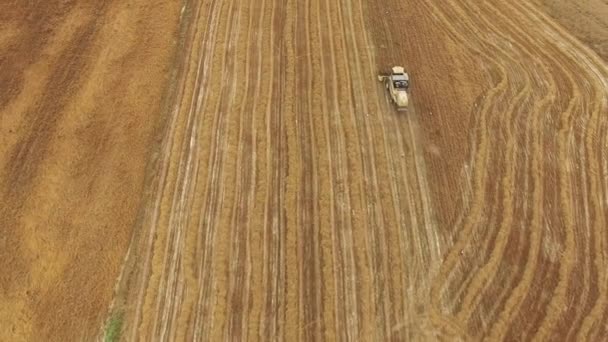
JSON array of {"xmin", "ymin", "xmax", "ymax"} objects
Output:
[{"xmin": 0, "ymin": 1, "xmax": 183, "ymax": 340}]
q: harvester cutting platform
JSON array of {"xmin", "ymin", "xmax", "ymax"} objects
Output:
[{"xmin": 378, "ymin": 66, "xmax": 410, "ymax": 111}]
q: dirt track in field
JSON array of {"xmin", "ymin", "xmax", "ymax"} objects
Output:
[{"xmin": 116, "ymin": 0, "xmax": 608, "ymax": 340}]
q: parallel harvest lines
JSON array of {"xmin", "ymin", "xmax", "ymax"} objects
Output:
[
  {"xmin": 113, "ymin": 0, "xmax": 608, "ymax": 340},
  {"xmin": 117, "ymin": 0, "xmax": 435, "ymax": 338}
]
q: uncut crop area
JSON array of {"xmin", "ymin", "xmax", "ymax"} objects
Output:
[{"xmin": 1, "ymin": 0, "xmax": 607, "ymax": 341}]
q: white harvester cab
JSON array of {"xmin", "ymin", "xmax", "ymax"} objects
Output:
[{"xmin": 378, "ymin": 66, "xmax": 410, "ymax": 111}]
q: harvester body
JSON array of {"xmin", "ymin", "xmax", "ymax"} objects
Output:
[{"xmin": 378, "ymin": 66, "xmax": 410, "ymax": 111}]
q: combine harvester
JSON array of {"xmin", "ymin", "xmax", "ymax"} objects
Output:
[{"xmin": 378, "ymin": 66, "xmax": 410, "ymax": 111}]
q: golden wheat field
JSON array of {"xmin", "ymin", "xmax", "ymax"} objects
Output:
[{"xmin": 1, "ymin": 0, "xmax": 607, "ymax": 341}]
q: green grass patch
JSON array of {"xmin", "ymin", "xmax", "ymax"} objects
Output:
[{"xmin": 104, "ymin": 311, "xmax": 124, "ymax": 342}]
